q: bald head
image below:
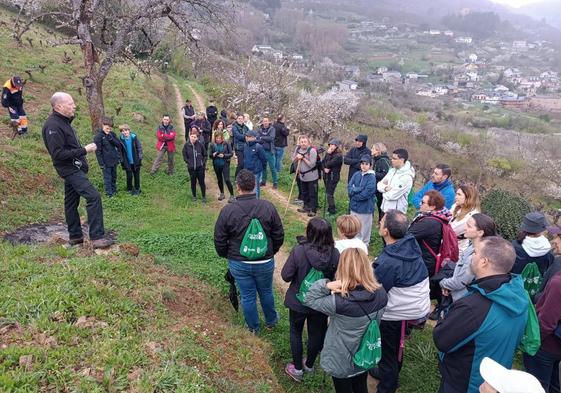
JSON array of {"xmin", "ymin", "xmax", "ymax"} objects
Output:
[{"xmin": 51, "ymin": 92, "xmax": 76, "ymax": 118}]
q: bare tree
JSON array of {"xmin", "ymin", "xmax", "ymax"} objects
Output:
[{"xmin": 8, "ymin": 0, "xmax": 226, "ymax": 131}]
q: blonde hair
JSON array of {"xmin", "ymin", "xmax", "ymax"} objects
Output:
[
  {"xmin": 118, "ymin": 123, "xmax": 130, "ymax": 132},
  {"xmin": 212, "ymin": 131, "xmax": 224, "ymax": 144},
  {"xmin": 372, "ymin": 142, "xmax": 387, "ymax": 154},
  {"xmin": 336, "ymin": 248, "xmax": 381, "ymax": 297},
  {"xmin": 336, "ymin": 215, "xmax": 362, "ymax": 239},
  {"xmin": 453, "ymin": 184, "xmax": 481, "ymax": 221}
]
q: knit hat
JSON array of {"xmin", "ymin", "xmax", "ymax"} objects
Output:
[
  {"xmin": 328, "ymin": 138, "xmax": 342, "ymax": 147},
  {"xmin": 360, "ymin": 155, "xmax": 371, "ymax": 164},
  {"xmin": 520, "ymin": 212, "xmax": 549, "ymax": 234},
  {"xmin": 355, "ymin": 134, "xmax": 368, "ymax": 144},
  {"xmin": 479, "ymin": 357, "xmax": 545, "ymax": 393},
  {"xmin": 548, "ymin": 225, "xmax": 561, "ymax": 236}
]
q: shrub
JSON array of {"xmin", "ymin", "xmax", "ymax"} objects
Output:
[{"xmin": 481, "ymin": 189, "xmax": 532, "ymax": 240}]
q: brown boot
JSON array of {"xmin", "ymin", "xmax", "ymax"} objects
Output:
[{"xmin": 92, "ymin": 238, "xmax": 114, "ymax": 249}]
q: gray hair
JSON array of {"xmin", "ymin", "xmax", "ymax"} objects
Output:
[
  {"xmin": 478, "ymin": 236, "xmax": 516, "ymax": 274},
  {"xmin": 373, "ymin": 142, "xmax": 387, "ymax": 154}
]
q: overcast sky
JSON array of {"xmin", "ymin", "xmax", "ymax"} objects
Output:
[{"xmin": 490, "ymin": 0, "xmax": 551, "ymax": 7}]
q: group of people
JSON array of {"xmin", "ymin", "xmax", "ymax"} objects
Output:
[
  {"xmin": 214, "ymin": 142, "xmax": 561, "ymax": 393},
  {"xmin": 38, "ymin": 89, "xmax": 560, "ymax": 392}
]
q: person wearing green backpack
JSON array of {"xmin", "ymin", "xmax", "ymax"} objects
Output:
[
  {"xmin": 303, "ymin": 248, "xmax": 388, "ymax": 393},
  {"xmin": 214, "ymin": 169, "xmax": 285, "ymax": 333},
  {"xmin": 281, "ymin": 218, "xmax": 340, "ymax": 383}
]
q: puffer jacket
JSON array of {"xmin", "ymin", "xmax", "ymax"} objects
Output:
[
  {"xmin": 304, "ymin": 279, "xmax": 387, "ymax": 378},
  {"xmin": 377, "ymin": 161, "xmax": 415, "ymax": 213},
  {"xmin": 440, "ymin": 243, "xmax": 476, "ymax": 302},
  {"xmin": 281, "ymin": 237, "xmax": 340, "ymax": 314},
  {"xmin": 348, "ymin": 169, "xmax": 377, "ymax": 214}
]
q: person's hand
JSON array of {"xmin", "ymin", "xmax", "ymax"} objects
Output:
[
  {"xmin": 324, "ymin": 168, "xmax": 330, "ymax": 173},
  {"xmin": 213, "ymin": 152, "xmax": 217, "ymax": 157},
  {"xmin": 8, "ymin": 107, "xmax": 16, "ymax": 114},
  {"xmin": 85, "ymin": 143, "xmax": 97, "ymax": 153},
  {"xmin": 385, "ymin": 185, "xmax": 392, "ymax": 192},
  {"xmin": 296, "ymin": 153, "xmax": 304, "ymax": 160},
  {"xmin": 442, "ymin": 288, "xmax": 450, "ymax": 297},
  {"xmin": 218, "ymin": 153, "xmax": 224, "ymax": 158},
  {"xmin": 326, "ymin": 280, "xmax": 342, "ymax": 293}
]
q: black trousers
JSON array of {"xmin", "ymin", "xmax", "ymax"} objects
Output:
[
  {"xmin": 289, "ymin": 309, "xmax": 327, "ymax": 370},
  {"xmin": 296, "ymin": 177, "xmax": 302, "ymax": 200},
  {"xmin": 63, "ymin": 171, "xmax": 104, "ymax": 241},
  {"xmin": 125, "ymin": 165, "xmax": 141, "ymax": 191},
  {"xmin": 324, "ymin": 178, "xmax": 339, "ymax": 214},
  {"xmin": 332, "ymin": 372, "xmax": 368, "ymax": 393},
  {"xmin": 301, "ymin": 179, "xmax": 318, "ymax": 213},
  {"xmin": 188, "ymin": 167, "xmax": 206, "ymax": 198},
  {"xmin": 377, "ymin": 320, "xmax": 403, "ymax": 393},
  {"xmin": 375, "ymin": 191, "xmax": 385, "ymax": 223},
  {"xmin": 102, "ymin": 165, "xmax": 117, "ymax": 196},
  {"xmin": 235, "ymin": 150, "xmax": 244, "ymax": 178},
  {"xmin": 213, "ymin": 162, "xmax": 234, "ymax": 195}
]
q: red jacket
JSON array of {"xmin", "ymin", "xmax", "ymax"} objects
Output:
[{"xmin": 155, "ymin": 123, "xmax": 176, "ymax": 152}]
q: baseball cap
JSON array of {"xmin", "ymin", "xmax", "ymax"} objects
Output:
[
  {"xmin": 11, "ymin": 76, "xmax": 23, "ymax": 87},
  {"xmin": 548, "ymin": 225, "xmax": 561, "ymax": 236},
  {"xmin": 479, "ymin": 357, "xmax": 545, "ymax": 393},
  {"xmin": 328, "ymin": 138, "xmax": 342, "ymax": 147}
]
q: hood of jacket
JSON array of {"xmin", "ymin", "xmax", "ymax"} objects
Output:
[
  {"xmin": 395, "ymin": 160, "xmax": 415, "ymax": 178},
  {"xmin": 361, "ymin": 169, "xmax": 376, "ymax": 177},
  {"xmin": 296, "ymin": 237, "xmax": 338, "ymax": 273},
  {"xmin": 383, "ymin": 233, "xmax": 425, "ymax": 263},
  {"xmin": 433, "ymin": 178, "xmax": 453, "ymax": 191},
  {"xmin": 470, "ymin": 274, "xmax": 527, "ymax": 317},
  {"xmin": 522, "ymin": 235, "xmax": 552, "ymax": 257},
  {"xmin": 355, "ymin": 134, "xmax": 368, "ymax": 144}
]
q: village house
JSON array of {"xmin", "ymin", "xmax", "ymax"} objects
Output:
[
  {"xmin": 345, "ymin": 66, "xmax": 361, "ymax": 79},
  {"xmin": 337, "ymin": 80, "xmax": 359, "ymax": 91},
  {"xmin": 382, "ymin": 70, "xmax": 402, "ymax": 83},
  {"xmin": 455, "ymin": 36, "xmax": 473, "ymax": 44}
]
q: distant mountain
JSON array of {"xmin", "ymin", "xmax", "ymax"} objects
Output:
[{"xmin": 518, "ymin": 1, "xmax": 561, "ymax": 29}]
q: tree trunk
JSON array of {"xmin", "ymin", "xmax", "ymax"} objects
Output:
[{"xmin": 80, "ymin": 40, "xmax": 105, "ymax": 132}]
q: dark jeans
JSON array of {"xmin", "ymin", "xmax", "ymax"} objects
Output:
[
  {"xmin": 102, "ymin": 165, "xmax": 117, "ymax": 196},
  {"xmin": 524, "ymin": 349, "xmax": 561, "ymax": 392},
  {"xmin": 301, "ymin": 179, "xmax": 318, "ymax": 213},
  {"xmin": 261, "ymin": 150, "xmax": 278, "ymax": 185},
  {"xmin": 375, "ymin": 191, "xmax": 385, "ymax": 223},
  {"xmin": 332, "ymin": 372, "xmax": 368, "ymax": 393},
  {"xmin": 64, "ymin": 171, "xmax": 104, "ymax": 241},
  {"xmin": 235, "ymin": 150, "xmax": 244, "ymax": 178},
  {"xmin": 188, "ymin": 167, "xmax": 206, "ymax": 198},
  {"xmin": 125, "ymin": 164, "xmax": 141, "ymax": 191},
  {"xmin": 324, "ymin": 178, "xmax": 339, "ymax": 214},
  {"xmin": 213, "ymin": 162, "xmax": 234, "ymax": 195},
  {"xmin": 377, "ymin": 320, "xmax": 403, "ymax": 393},
  {"xmin": 289, "ymin": 309, "xmax": 327, "ymax": 370}
]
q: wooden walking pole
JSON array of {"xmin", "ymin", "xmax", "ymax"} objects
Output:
[{"xmin": 284, "ymin": 160, "xmax": 301, "ymax": 217}]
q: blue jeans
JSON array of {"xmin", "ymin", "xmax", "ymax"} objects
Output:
[
  {"xmin": 254, "ymin": 172, "xmax": 262, "ymax": 199},
  {"xmin": 275, "ymin": 147, "xmax": 285, "ymax": 174},
  {"xmin": 261, "ymin": 150, "xmax": 278, "ymax": 185},
  {"xmin": 228, "ymin": 259, "xmax": 278, "ymax": 331},
  {"xmin": 102, "ymin": 165, "xmax": 117, "ymax": 196},
  {"xmin": 524, "ymin": 349, "xmax": 561, "ymax": 392}
]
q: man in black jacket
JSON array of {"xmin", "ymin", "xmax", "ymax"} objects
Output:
[
  {"xmin": 344, "ymin": 134, "xmax": 371, "ymax": 183},
  {"xmin": 94, "ymin": 117, "xmax": 122, "ymax": 197},
  {"xmin": 182, "ymin": 128, "xmax": 207, "ymax": 202},
  {"xmin": 214, "ymin": 169, "xmax": 284, "ymax": 333},
  {"xmin": 322, "ymin": 139, "xmax": 343, "ymax": 215},
  {"xmin": 206, "ymin": 101, "xmax": 218, "ymax": 125},
  {"xmin": 181, "ymin": 100, "xmax": 195, "ymax": 131},
  {"xmin": 42, "ymin": 92, "xmax": 113, "ymax": 249},
  {"xmin": 273, "ymin": 114, "xmax": 289, "ymax": 174}
]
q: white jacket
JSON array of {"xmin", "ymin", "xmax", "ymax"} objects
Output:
[{"xmin": 377, "ymin": 161, "xmax": 415, "ymax": 213}]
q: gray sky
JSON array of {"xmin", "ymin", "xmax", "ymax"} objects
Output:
[{"xmin": 490, "ymin": 0, "xmax": 554, "ymax": 8}]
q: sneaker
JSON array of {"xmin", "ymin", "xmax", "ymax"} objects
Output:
[
  {"xmin": 228, "ymin": 195, "xmax": 236, "ymax": 203},
  {"xmin": 132, "ymin": 189, "xmax": 141, "ymax": 196},
  {"xmin": 192, "ymin": 196, "xmax": 197, "ymax": 202},
  {"xmin": 202, "ymin": 197, "xmax": 207, "ymax": 204},
  {"xmin": 297, "ymin": 208, "xmax": 309, "ymax": 213},
  {"xmin": 218, "ymin": 193, "xmax": 225, "ymax": 201},
  {"xmin": 68, "ymin": 237, "xmax": 84, "ymax": 246},
  {"xmin": 285, "ymin": 363, "xmax": 303, "ymax": 383},
  {"xmin": 307, "ymin": 212, "xmax": 316, "ymax": 217},
  {"xmin": 302, "ymin": 358, "xmax": 314, "ymax": 373},
  {"xmin": 92, "ymin": 238, "xmax": 114, "ymax": 249},
  {"xmin": 292, "ymin": 199, "xmax": 304, "ymax": 205},
  {"xmin": 272, "ymin": 184, "xmax": 278, "ymax": 190}
]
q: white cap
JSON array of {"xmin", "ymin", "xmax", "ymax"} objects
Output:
[{"xmin": 480, "ymin": 357, "xmax": 545, "ymax": 393}]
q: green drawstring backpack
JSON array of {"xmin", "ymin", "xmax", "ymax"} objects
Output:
[
  {"xmin": 296, "ymin": 268, "xmax": 324, "ymax": 303},
  {"xmin": 521, "ymin": 262, "xmax": 542, "ymax": 297}
]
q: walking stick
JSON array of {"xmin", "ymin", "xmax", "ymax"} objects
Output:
[{"xmin": 284, "ymin": 160, "xmax": 301, "ymax": 217}]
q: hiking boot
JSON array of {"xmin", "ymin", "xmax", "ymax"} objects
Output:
[
  {"xmin": 307, "ymin": 212, "xmax": 316, "ymax": 217},
  {"xmin": 228, "ymin": 195, "xmax": 236, "ymax": 203},
  {"xmin": 260, "ymin": 181, "xmax": 266, "ymax": 187},
  {"xmin": 218, "ymin": 193, "xmax": 225, "ymax": 201},
  {"xmin": 285, "ymin": 363, "xmax": 303, "ymax": 382},
  {"xmin": 202, "ymin": 197, "xmax": 207, "ymax": 204},
  {"xmin": 272, "ymin": 184, "xmax": 278, "ymax": 190},
  {"xmin": 92, "ymin": 238, "xmax": 114, "ymax": 249},
  {"xmin": 297, "ymin": 208, "xmax": 309, "ymax": 213},
  {"xmin": 192, "ymin": 196, "xmax": 197, "ymax": 202},
  {"xmin": 68, "ymin": 237, "xmax": 84, "ymax": 246}
]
